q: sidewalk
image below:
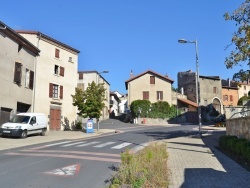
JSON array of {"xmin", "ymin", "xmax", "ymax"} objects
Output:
[
  {"xmin": 0, "ymin": 129, "xmax": 116, "ymax": 151},
  {"xmin": 166, "ymin": 129, "xmax": 250, "ymax": 188}
]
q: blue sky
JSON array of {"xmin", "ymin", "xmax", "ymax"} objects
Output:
[{"xmin": 1, "ymin": 1, "xmax": 246, "ymax": 94}]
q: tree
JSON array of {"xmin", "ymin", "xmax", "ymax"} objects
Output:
[
  {"xmin": 72, "ymin": 81, "xmax": 106, "ymax": 120},
  {"xmin": 224, "ymin": 0, "xmax": 250, "ymax": 81}
]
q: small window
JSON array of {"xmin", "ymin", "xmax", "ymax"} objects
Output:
[
  {"xmin": 25, "ymin": 69, "xmax": 30, "ymax": 88},
  {"xmin": 150, "ymin": 76, "xmax": 155, "ymax": 84},
  {"xmin": 230, "ymin": 95, "xmax": 233, "ymax": 102},
  {"xmin": 79, "ymin": 73, "xmax": 83, "ymax": 79},
  {"xmin": 224, "ymin": 95, "xmax": 228, "ymax": 101},
  {"xmin": 213, "ymin": 87, "xmax": 217, "ymax": 94},
  {"xmin": 69, "ymin": 57, "xmax": 72, "ymax": 62},
  {"xmin": 156, "ymin": 91, "xmax": 163, "ymax": 100},
  {"xmin": 55, "ymin": 49, "xmax": 60, "ymax": 58},
  {"xmin": 49, "ymin": 83, "xmax": 63, "ymax": 99},
  {"xmin": 14, "ymin": 62, "xmax": 22, "ymax": 85},
  {"xmin": 143, "ymin": 91, "xmax": 149, "ymax": 100},
  {"xmin": 54, "ymin": 65, "xmax": 59, "ymax": 75}
]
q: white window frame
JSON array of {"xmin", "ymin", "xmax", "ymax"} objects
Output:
[{"xmin": 25, "ymin": 68, "xmax": 30, "ymax": 88}]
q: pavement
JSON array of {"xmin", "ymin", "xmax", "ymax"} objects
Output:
[
  {"xmin": 167, "ymin": 126, "xmax": 250, "ymax": 188},
  {"xmin": 1, "ymin": 121, "xmax": 250, "ymax": 187}
]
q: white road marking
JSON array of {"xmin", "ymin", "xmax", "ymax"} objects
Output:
[
  {"xmin": 76, "ymin": 141, "xmax": 100, "ymax": 147},
  {"xmin": 111, "ymin": 142, "xmax": 132, "ymax": 149},
  {"xmin": 45, "ymin": 163, "xmax": 81, "ymax": 176},
  {"xmin": 93, "ymin": 142, "xmax": 116, "ymax": 148},
  {"xmin": 61, "ymin": 141, "xmax": 87, "ymax": 147},
  {"xmin": 45, "ymin": 141, "xmax": 72, "ymax": 147}
]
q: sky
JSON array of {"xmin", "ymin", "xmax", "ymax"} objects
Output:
[{"xmin": 1, "ymin": 0, "xmax": 247, "ymax": 94}]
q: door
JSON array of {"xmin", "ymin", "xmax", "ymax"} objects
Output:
[
  {"xmin": 0, "ymin": 108, "xmax": 12, "ymax": 125},
  {"xmin": 50, "ymin": 109, "xmax": 61, "ymax": 130}
]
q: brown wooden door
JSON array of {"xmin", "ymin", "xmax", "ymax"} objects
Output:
[{"xmin": 50, "ymin": 109, "xmax": 61, "ymax": 130}]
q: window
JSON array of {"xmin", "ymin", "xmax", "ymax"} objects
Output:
[
  {"xmin": 55, "ymin": 48, "xmax": 60, "ymax": 58},
  {"xmin": 25, "ymin": 69, "xmax": 30, "ymax": 87},
  {"xmin": 143, "ymin": 91, "xmax": 149, "ymax": 100},
  {"xmin": 150, "ymin": 76, "xmax": 155, "ymax": 84},
  {"xmin": 54, "ymin": 65, "xmax": 59, "ymax": 75},
  {"xmin": 230, "ymin": 95, "xmax": 233, "ymax": 101},
  {"xmin": 223, "ymin": 95, "xmax": 228, "ymax": 101},
  {"xmin": 54, "ymin": 65, "xmax": 64, "ymax": 77},
  {"xmin": 156, "ymin": 91, "xmax": 163, "ymax": 100},
  {"xmin": 49, "ymin": 83, "xmax": 63, "ymax": 99},
  {"xmin": 213, "ymin": 87, "xmax": 217, "ymax": 94},
  {"xmin": 79, "ymin": 73, "xmax": 83, "ymax": 79},
  {"xmin": 14, "ymin": 62, "xmax": 22, "ymax": 85},
  {"xmin": 77, "ymin": 83, "xmax": 84, "ymax": 91}
]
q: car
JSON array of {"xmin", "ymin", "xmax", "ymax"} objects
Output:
[{"xmin": 0, "ymin": 113, "xmax": 47, "ymax": 138}]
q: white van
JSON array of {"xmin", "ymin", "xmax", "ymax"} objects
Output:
[{"xmin": 0, "ymin": 113, "xmax": 47, "ymax": 138}]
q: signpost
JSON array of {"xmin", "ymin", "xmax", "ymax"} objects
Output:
[{"xmin": 86, "ymin": 119, "xmax": 94, "ymax": 133}]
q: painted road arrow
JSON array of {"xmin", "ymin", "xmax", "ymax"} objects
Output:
[{"xmin": 44, "ymin": 163, "xmax": 81, "ymax": 177}]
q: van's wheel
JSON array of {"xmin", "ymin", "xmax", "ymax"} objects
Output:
[
  {"xmin": 40, "ymin": 129, "xmax": 46, "ymax": 136},
  {"xmin": 21, "ymin": 130, "xmax": 27, "ymax": 139}
]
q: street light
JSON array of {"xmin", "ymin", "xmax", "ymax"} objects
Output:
[
  {"xmin": 178, "ymin": 38, "xmax": 202, "ymax": 137},
  {"xmin": 97, "ymin": 70, "xmax": 109, "ymax": 131}
]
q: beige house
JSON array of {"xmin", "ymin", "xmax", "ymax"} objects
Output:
[
  {"xmin": 78, "ymin": 71, "xmax": 110, "ymax": 122},
  {"xmin": 125, "ymin": 70, "xmax": 174, "ymax": 106},
  {"xmin": 0, "ymin": 21, "xmax": 40, "ymax": 125},
  {"xmin": 237, "ymin": 80, "xmax": 250, "ymax": 99},
  {"xmin": 17, "ymin": 30, "xmax": 80, "ymax": 131}
]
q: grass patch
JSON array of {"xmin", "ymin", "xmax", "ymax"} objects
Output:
[{"xmin": 109, "ymin": 142, "xmax": 169, "ymax": 188}]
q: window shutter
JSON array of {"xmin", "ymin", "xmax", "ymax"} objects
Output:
[
  {"xmin": 143, "ymin": 91, "xmax": 149, "ymax": 100},
  {"xmin": 29, "ymin": 71, "xmax": 34, "ymax": 90},
  {"xmin": 55, "ymin": 49, "xmax": 60, "ymax": 58},
  {"xmin": 79, "ymin": 73, "xmax": 83, "ymax": 79},
  {"xmin": 49, "ymin": 83, "xmax": 53, "ymax": 98},
  {"xmin": 150, "ymin": 76, "xmax": 155, "ymax": 84},
  {"xmin": 230, "ymin": 95, "xmax": 233, "ymax": 101},
  {"xmin": 14, "ymin": 62, "xmax": 22, "ymax": 85},
  {"xmin": 160, "ymin": 91, "xmax": 163, "ymax": 100},
  {"xmin": 60, "ymin": 67, "xmax": 64, "ymax": 77},
  {"xmin": 60, "ymin": 85, "xmax": 63, "ymax": 99}
]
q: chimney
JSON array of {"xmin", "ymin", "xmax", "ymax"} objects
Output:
[{"xmin": 228, "ymin": 78, "xmax": 230, "ymax": 87}]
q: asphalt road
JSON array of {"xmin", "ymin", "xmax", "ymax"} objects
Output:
[{"xmin": 0, "ymin": 120, "xmax": 198, "ymax": 188}]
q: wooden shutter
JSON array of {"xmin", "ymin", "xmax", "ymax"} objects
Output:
[
  {"xmin": 143, "ymin": 91, "xmax": 149, "ymax": 100},
  {"xmin": 230, "ymin": 95, "xmax": 233, "ymax": 101},
  {"xmin": 60, "ymin": 67, "xmax": 64, "ymax": 77},
  {"xmin": 14, "ymin": 62, "xmax": 22, "ymax": 85},
  {"xmin": 79, "ymin": 73, "xmax": 83, "ymax": 79},
  {"xmin": 160, "ymin": 91, "xmax": 163, "ymax": 100},
  {"xmin": 49, "ymin": 83, "xmax": 53, "ymax": 98},
  {"xmin": 55, "ymin": 49, "xmax": 60, "ymax": 58},
  {"xmin": 29, "ymin": 71, "xmax": 34, "ymax": 90},
  {"xmin": 150, "ymin": 76, "xmax": 155, "ymax": 84},
  {"xmin": 60, "ymin": 85, "xmax": 63, "ymax": 99}
]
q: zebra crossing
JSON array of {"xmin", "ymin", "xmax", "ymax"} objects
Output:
[{"xmin": 44, "ymin": 140, "xmax": 141, "ymax": 151}]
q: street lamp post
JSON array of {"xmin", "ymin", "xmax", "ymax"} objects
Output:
[
  {"xmin": 178, "ymin": 39, "xmax": 202, "ymax": 137},
  {"xmin": 96, "ymin": 70, "xmax": 109, "ymax": 131}
]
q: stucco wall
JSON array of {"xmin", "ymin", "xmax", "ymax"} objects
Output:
[
  {"xmin": 128, "ymin": 73, "xmax": 172, "ymax": 105},
  {"xmin": 0, "ymin": 30, "xmax": 36, "ymax": 116},
  {"xmin": 226, "ymin": 117, "xmax": 250, "ymax": 140},
  {"xmin": 19, "ymin": 33, "xmax": 78, "ymax": 130},
  {"xmin": 222, "ymin": 88, "xmax": 238, "ymax": 106}
]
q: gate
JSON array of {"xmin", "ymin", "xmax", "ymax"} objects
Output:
[{"xmin": 50, "ymin": 108, "xmax": 61, "ymax": 130}]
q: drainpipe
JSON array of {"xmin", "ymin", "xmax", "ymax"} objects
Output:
[{"xmin": 32, "ymin": 33, "xmax": 41, "ymax": 112}]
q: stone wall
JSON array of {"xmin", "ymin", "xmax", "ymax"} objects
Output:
[{"xmin": 226, "ymin": 117, "xmax": 250, "ymax": 140}]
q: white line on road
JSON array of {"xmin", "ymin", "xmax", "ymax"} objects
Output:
[
  {"xmin": 93, "ymin": 142, "xmax": 116, "ymax": 148},
  {"xmin": 111, "ymin": 142, "xmax": 132, "ymax": 149},
  {"xmin": 61, "ymin": 141, "xmax": 87, "ymax": 147},
  {"xmin": 45, "ymin": 141, "xmax": 72, "ymax": 147},
  {"xmin": 76, "ymin": 141, "xmax": 100, "ymax": 147}
]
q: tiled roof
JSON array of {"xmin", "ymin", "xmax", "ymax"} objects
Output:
[
  {"xmin": 177, "ymin": 98, "xmax": 198, "ymax": 108},
  {"xmin": 16, "ymin": 30, "xmax": 80, "ymax": 53},
  {"xmin": 125, "ymin": 69, "xmax": 174, "ymax": 90}
]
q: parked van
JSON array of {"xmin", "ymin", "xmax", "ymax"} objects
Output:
[{"xmin": 0, "ymin": 113, "xmax": 47, "ymax": 138}]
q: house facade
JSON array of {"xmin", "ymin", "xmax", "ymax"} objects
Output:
[
  {"xmin": 237, "ymin": 80, "xmax": 250, "ymax": 98},
  {"xmin": 178, "ymin": 71, "xmax": 223, "ymax": 117},
  {"xmin": 221, "ymin": 79, "xmax": 239, "ymax": 107},
  {"xmin": 0, "ymin": 21, "xmax": 40, "ymax": 125},
  {"xmin": 125, "ymin": 70, "xmax": 174, "ymax": 106},
  {"xmin": 78, "ymin": 71, "xmax": 110, "ymax": 122},
  {"xmin": 17, "ymin": 30, "xmax": 80, "ymax": 131}
]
